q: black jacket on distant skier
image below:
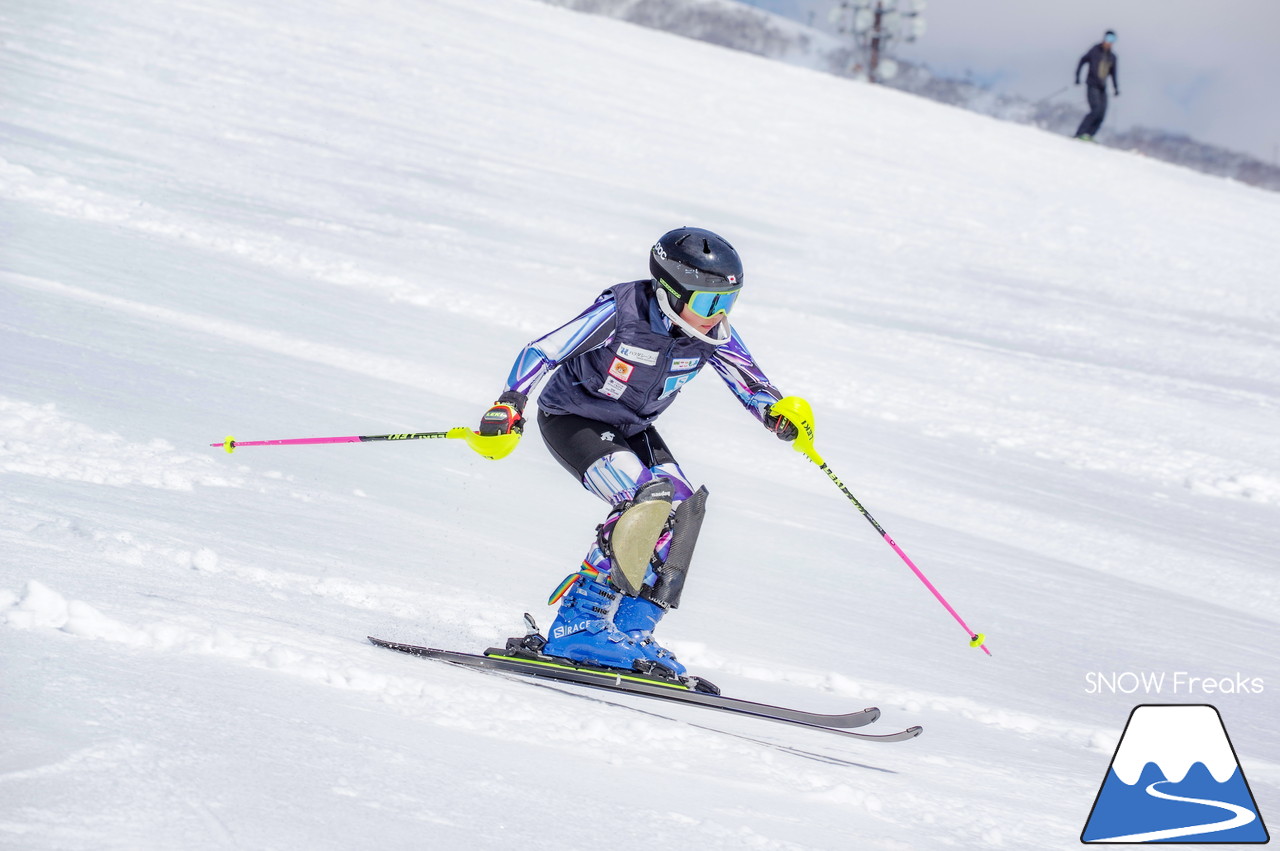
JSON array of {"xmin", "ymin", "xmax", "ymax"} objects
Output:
[{"xmin": 1074, "ymin": 32, "xmax": 1119, "ymax": 140}]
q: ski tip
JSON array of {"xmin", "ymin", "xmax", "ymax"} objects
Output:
[{"xmin": 855, "ymin": 724, "xmax": 924, "ymax": 742}]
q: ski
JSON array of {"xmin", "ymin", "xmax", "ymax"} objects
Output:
[{"xmin": 368, "ymin": 636, "xmax": 922, "ymax": 742}]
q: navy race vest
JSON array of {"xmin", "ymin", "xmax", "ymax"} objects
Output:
[{"xmin": 538, "ymin": 280, "xmax": 721, "ymax": 435}]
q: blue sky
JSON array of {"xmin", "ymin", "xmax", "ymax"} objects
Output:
[{"xmin": 741, "ymin": 0, "xmax": 1280, "ymax": 162}]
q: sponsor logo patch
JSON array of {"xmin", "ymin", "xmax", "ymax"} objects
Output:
[
  {"xmin": 599, "ymin": 376, "xmax": 628, "ymax": 399},
  {"xmin": 659, "ymin": 373, "xmax": 694, "ymax": 400},
  {"xmin": 617, "ymin": 343, "xmax": 659, "ymax": 366},
  {"xmin": 608, "ymin": 357, "xmax": 634, "ymax": 382},
  {"xmin": 670, "ymin": 357, "xmax": 700, "ymax": 371}
]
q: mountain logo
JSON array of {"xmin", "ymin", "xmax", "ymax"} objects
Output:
[{"xmin": 1081, "ymin": 704, "xmax": 1269, "ymax": 844}]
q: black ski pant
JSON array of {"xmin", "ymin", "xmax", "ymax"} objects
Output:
[
  {"xmin": 537, "ymin": 410, "xmax": 678, "ymax": 482},
  {"xmin": 1075, "ymin": 83, "xmax": 1108, "ymax": 138}
]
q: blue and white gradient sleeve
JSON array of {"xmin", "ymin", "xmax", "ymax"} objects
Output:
[
  {"xmin": 708, "ymin": 327, "xmax": 784, "ymax": 425},
  {"xmin": 504, "ymin": 293, "xmax": 618, "ymax": 396}
]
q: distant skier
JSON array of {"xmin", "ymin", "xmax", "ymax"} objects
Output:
[
  {"xmin": 1074, "ymin": 30, "xmax": 1120, "ymax": 141},
  {"xmin": 477, "ymin": 227, "xmax": 800, "ymax": 679}
]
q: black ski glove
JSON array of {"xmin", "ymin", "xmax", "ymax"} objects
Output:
[
  {"xmin": 764, "ymin": 404, "xmax": 799, "ymax": 442},
  {"xmin": 479, "ymin": 390, "xmax": 527, "ymax": 436}
]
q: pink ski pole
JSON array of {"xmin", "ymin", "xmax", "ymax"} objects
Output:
[
  {"xmin": 210, "ymin": 427, "xmax": 520, "ymax": 460},
  {"xmin": 770, "ymin": 397, "xmax": 991, "ymax": 656}
]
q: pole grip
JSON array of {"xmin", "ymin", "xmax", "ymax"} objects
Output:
[{"xmin": 769, "ymin": 396, "xmax": 825, "ymax": 466}]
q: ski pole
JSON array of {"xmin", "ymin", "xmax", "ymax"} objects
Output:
[
  {"xmin": 770, "ymin": 396, "xmax": 991, "ymax": 656},
  {"xmin": 1034, "ymin": 85, "xmax": 1070, "ymax": 105},
  {"xmin": 209, "ymin": 427, "xmax": 519, "ymax": 460}
]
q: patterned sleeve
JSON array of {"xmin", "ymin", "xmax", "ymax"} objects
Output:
[
  {"xmin": 504, "ymin": 293, "xmax": 618, "ymax": 396},
  {"xmin": 707, "ymin": 326, "xmax": 784, "ymax": 424}
]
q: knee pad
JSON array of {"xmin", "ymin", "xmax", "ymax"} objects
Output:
[{"xmin": 599, "ymin": 478, "xmax": 674, "ymax": 595}]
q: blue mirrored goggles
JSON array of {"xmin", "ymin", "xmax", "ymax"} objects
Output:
[
  {"xmin": 684, "ymin": 289, "xmax": 740, "ymax": 318},
  {"xmin": 1104, "ymin": 33, "xmax": 1117, "ymax": 43}
]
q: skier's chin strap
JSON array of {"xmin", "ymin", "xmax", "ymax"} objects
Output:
[{"xmin": 654, "ymin": 287, "xmax": 731, "ymax": 346}]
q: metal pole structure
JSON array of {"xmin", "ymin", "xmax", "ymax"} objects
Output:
[
  {"xmin": 769, "ymin": 396, "xmax": 991, "ymax": 655},
  {"xmin": 869, "ymin": 1, "xmax": 884, "ymax": 83},
  {"xmin": 209, "ymin": 426, "xmax": 520, "ymax": 460}
]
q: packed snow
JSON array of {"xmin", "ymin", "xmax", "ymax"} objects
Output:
[{"xmin": 2, "ymin": 0, "xmax": 1278, "ymax": 848}]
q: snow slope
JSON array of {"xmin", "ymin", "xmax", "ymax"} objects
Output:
[{"xmin": 3, "ymin": 0, "xmax": 1278, "ymax": 848}]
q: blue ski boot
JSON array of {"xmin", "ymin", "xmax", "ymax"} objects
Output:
[
  {"xmin": 542, "ymin": 556, "xmax": 650, "ymax": 672},
  {"xmin": 614, "ymin": 594, "xmax": 686, "ymax": 677}
]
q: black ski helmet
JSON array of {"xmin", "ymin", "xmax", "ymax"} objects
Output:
[{"xmin": 649, "ymin": 227, "xmax": 743, "ymax": 312}]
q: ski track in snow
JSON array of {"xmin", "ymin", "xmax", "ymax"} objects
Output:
[
  {"xmin": 0, "ymin": 580, "xmax": 915, "ymax": 811},
  {"xmin": 0, "ymin": 396, "xmax": 245, "ymax": 491},
  {"xmin": 0, "ymin": 575, "xmax": 1103, "ymax": 752},
  {"xmin": 0, "ymin": 157, "xmax": 433, "ymax": 305},
  {"xmin": 0, "ymin": 575, "xmax": 1099, "ymax": 849},
  {"xmin": 4, "ymin": 272, "xmax": 481, "ymax": 403}
]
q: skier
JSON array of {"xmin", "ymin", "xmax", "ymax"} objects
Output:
[
  {"xmin": 477, "ymin": 227, "xmax": 800, "ymax": 679},
  {"xmin": 1074, "ymin": 30, "xmax": 1120, "ymax": 141}
]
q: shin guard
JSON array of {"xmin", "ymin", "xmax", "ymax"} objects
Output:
[{"xmin": 643, "ymin": 486, "xmax": 708, "ymax": 610}]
